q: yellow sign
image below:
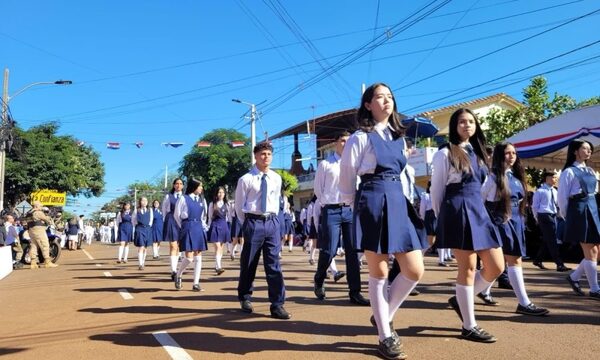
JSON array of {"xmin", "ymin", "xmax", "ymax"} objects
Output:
[{"xmin": 30, "ymin": 189, "xmax": 67, "ymax": 206}]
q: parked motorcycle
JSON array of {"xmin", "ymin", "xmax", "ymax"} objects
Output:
[{"xmin": 20, "ymin": 230, "xmax": 62, "ymax": 265}]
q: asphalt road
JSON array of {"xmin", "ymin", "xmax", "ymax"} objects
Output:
[{"xmin": 1, "ymin": 242, "xmax": 598, "ymax": 359}]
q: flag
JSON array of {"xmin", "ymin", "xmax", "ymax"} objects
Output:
[
  {"xmin": 162, "ymin": 142, "xmax": 184, "ymax": 148},
  {"xmin": 197, "ymin": 141, "xmax": 211, "ymax": 148},
  {"xmin": 107, "ymin": 142, "xmax": 120, "ymax": 150},
  {"xmin": 76, "ymin": 141, "xmax": 85, "ymax": 147},
  {"xmin": 134, "ymin": 142, "xmax": 144, "ymax": 149},
  {"xmin": 230, "ymin": 141, "xmax": 245, "ymax": 148}
]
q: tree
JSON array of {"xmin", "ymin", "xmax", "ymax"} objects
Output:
[
  {"xmin": 4, "ymin": 122, "xmax": 105, "ymax": 207},
  {"xmin": 100, "ymin": 181, "xmax": 165, "ymax": 213},
  {"xmin": 275, "ymin": 169, "xmax": 298, "ymax": 196},
  {"xmin": 179, "ymin": 128, "xmax": 251, "ymax": 198}
]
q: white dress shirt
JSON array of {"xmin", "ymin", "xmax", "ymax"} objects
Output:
[
  {"xmin": 532, "ymin": 183, "xmax": 558, "ymax": 220},
  {"xmin": 312, "ymin": 199, "xmax": 321, "ymax": 228},
  {"xmin": 162, "ymin": 192, "xmax": 182, "ymax": 216},
  {"xmin": 339, "ymin": 122, "xmax": 408, "ymax": 206},
  {"xmin": 132, "ymin": 207, "xmax": 154, "ymax": 227},
  {"xmin": 430, "ymin": 146, "xmax": 484, "ymax": 216},
  {"xmin": 306, "ymin": 202, "xmax": 314, "ymax": 223},
  {"xmin": 235, "ymin": 166, "xmax": 282, "ymax": 223},
  {"xmin": 419, "ymin": 192, "xmax": 432, "ymax": 220},
  {"xmin": 557, "ymin": 161, "xmax": 599, "ymax": 218},
  {"xmin": 299, "ymin": 208, "xmax": 307, "ymax": 223},
  {"xmin": 173, "ymin": 194, "xmax": 208, "ymax": 230},
  {"xmin": 314, "ymin": 152, "xmax": 344, "ymax": 205}
]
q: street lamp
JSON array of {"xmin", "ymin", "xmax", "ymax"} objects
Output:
[
  {"xmin": 232, "ymin": 98, "xmax": 257, "ymax": 165},
  {"xmin": 1, "ymin": 68, "xmax": 73, "ymax": 211}
]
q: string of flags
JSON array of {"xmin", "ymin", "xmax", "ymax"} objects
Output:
[{"xmin": 103, "ymin": 141, "xmax": 247, "ymax": 150}]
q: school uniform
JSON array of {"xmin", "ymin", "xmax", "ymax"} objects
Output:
[
  {"xmin": 151, "ymin": 208, "xmax": 164, "ymax": 243},
  {"xmin": 207, "ymin": 201, "xmax": 231, "ymax": 243},
  {"xmin": 278, "ymin": 196, "xmax": 287, "ymax": 238},
  {"xmin": 313, "ymin": 152, "xmax": 365, "ymax": 298},
  {"xmin": 235, "ymin": 166, "xmax": 286, "ymax": 310},
  {"xmin": 340, "ymin": 125, "xmax": 426, "ymax": 254},
  {"xmin": 174, "ymin": 194, "xmax": 209, "ymax": 252},
  {"xmin": 558, "ymin": 162, "xmax": 600, "ymax": 244},
  {"xmin": 299, "ymin": 207, "xmax": 308, "ymax": 237},
  {"xmin": 133, "ymin": 208, "xmax": 153, "ymax": 248},
  {"xmin": 117, "ymin": 211, "xmax": 134, "ymax": 243},
  {"xmin": 66, "ymin": 220, "xmax": 80, "ymax": 242},
  {"xmin": 481, "ymin": 171, "xmax": 526, "ymax": 257},
  {"xmin": 229, "ymin": 204, "xmax": 244, "ymax": 239},
  {"xmin": 283, "ymin": 204, "xmax": 294, "ymax": 236},
  {"xmin": 307, "ymin": 202, "xmax": 318, "ymax": 239},
  {"xmin": 162, "ymin": 192, "xmax": 182, "ymax": 242},
  {"xmin": 431, "ymin": 144, "xmax": 501, "ymax": 251},
  {"xmin": 419, "ymin": 192, "xmax": 437, "ymax": 236},
  {"xmin": 532, "ymin": 184, "xmax": 565, "ymax": 267}
]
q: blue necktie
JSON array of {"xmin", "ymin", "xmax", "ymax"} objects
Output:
[
  {"xmin": 464, "ymin": 144, "xmax": 474, "ymax": 156},
  {"xmin": 260, "ymin": 173, "xmax": 268, "ymax": 213},
  {"xmin": 550, "ymin": 187, "xmax": 556, "ymax": 214}
]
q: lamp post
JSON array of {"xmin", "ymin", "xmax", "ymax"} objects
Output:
[
  {"xmin": 1, "ymin": 68, "xmax": 72, "ymax": 211},
  {"xmin": 232, "ymin": 98, "xmax": 257, "ymax": 165}
]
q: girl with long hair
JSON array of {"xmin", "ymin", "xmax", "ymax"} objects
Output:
[
  {"xmin": 481, "ymin": 142, "xmax": 549, "ymax": 315},
  {"xmin": 207, "ymin": 186, "xmax": 231, "ymax": 275},
  {"xmin": 151, "ymin": 199, "xmax": 164, "ymax": 259},
  {"xmin": 340, "ymin": 83, "xmax": 427, "ymax": 359},
  {"xmin": 133, "ymin": 197, "xmax": 153, "ymax": 270},
  {"xmin": 162, "ymin": 178, "xmax": 184, "ymax": 280},
  {"xmin": 560, "ymin": 139, "xmax": 600, "ymax": 299},
  {"xmin": 430, "ymin": 108, "xmax": 504, "ymax": 343},
  {"xmin": 116, "ymin": 202, "xmax": 134, "ymax": 264}
]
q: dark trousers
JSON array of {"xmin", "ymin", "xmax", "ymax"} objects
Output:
[
  {"xmin": 314, "ymin": 206, "xmax": 362, "ymax": 294},
  {"xmin": 535, "ymin": 213, "xmax": 564, "ymax": 266},
  {"xmin": 237, "ymin": 217, "xmax": 285, "ymax": 307}
]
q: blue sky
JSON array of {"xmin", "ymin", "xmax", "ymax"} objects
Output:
[{"xmin": 1, "ymin": 0, "xmax": 599, "ymax": 215}]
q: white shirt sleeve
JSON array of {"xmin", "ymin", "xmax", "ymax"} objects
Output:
[
  {"xmin": 173, "ymin": 196, "xmax": 187, "ymax": 228},
  {"xmin": 149, "ymin": 208, "xmax": 154, "ymax": 227},
  {"xmin": 202, "ymin": 198, "xmax": 209, "ymax": 230},
  {"xmin": 419, "ymin": 194, "xmax": 427, "ymax": 219},
  {"xmin": 235, "ymin": 176, "xmax": 247, "ymax": 224},
  {"xmin": 481, "ymin": 175, "xmax": 497, "ymax": 202},
  {"xmin": 430, "ymin": 149, "xmax": 449, "ymax": 216},
  {"xmin": 531, "ymin": 190, "xmax": 541, "ymax": 220},
  {"xmin": 313, "ymin": 160, "xmax": 326, "ymax": 202},
  {"xmin": 162, "ymin": 194, "xmax": 171, "ymax": 216},
  {"xmin": 557, "ymin": 169, "xmax": 574, "ymax": 219},
  {"xmin": 207, "ymin": 202, "xmax": 214, "ymax": 227},
  {"xmin": 339, "ymin": 133, "xmax": 364, "ymax": 207}
]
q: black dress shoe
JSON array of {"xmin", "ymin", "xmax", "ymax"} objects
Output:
[
  {"xmin": 461, "ymin": 326, "xmax": 497, "ymax": 343},
  {"xmin": 333, "ymin": 271, "xmax": 346, "ymax": 283},
  {"xmin": 533, "ymin": 261, "xmax": 548, "ymax": 270},
  {"xmin": 192, "ymin": 284, "xmax": 204, "ymax": 292},
  {"xmin": 516, "ymin": 303, "xmax": 549, "ymax": 316},
  {"xmin": 566, "ymin": 275, "xmax": 585, "ymax": 296},
  {"xmin": 477, "ymin": 292, "xmax": 499, "ymax": 306},
  {"xmin": 314, "ymin": 285, "xmax": 326, "ymax": 300},
  {"xmin": 270, "ymin": 306, "xmax": 291, "ymax": 319},
  {"xmin": 448, "ymin": 296, "xmax": 463, "ymax": 321},
  {"xmin": 349, "ymin": 292, "xmax": 370, "ymax": 306},
  {"xmin": 171, "ymin": 271, "xmax": 177, "ymax": 281},
  {"xmin": 556, "ymin": 265, "xmax": 571, "ymax": 272},
  {"xmin": 377, "ymin": 336, "xmax": 406, "ymax": 360},
  {"xmin": 240, "ymin": 300, "xmax": 253, "ymax": 313},
  {"xmin": 370, "ymin": 315, "xmax": 399, "ymax": 342},
  {"xmin": 175, "ymin": 276, "xmax": 182, "ymax": 290},
  {"xmin": 409, "ymin": 288, "xmax": 420, "ymax": 296}
]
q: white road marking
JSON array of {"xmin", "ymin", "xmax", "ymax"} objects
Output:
[
  {"xmin": 103, "ymin": 271, "xmax": 112, "ymax": 277},
  {"xmin": 95, "ymin": 263, "xmax": 102, "ymax": 267},
  {"xmin": 118, "ymin": 289, "xmax": 133, "ymax": 300},
  {"xmin": 82, "ymin": 249, "xmax": 94, "ymax": 260},
  {"xmin": 152, "ymin": 331, "xmax": 194, "ymax": 360}
]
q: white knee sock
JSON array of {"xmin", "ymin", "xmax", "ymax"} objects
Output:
[
  {"xmin": 123, "ymin": 246, "xmax": 129, "ymax": 260},
  {"xmin": 368, "ymin": 276, "xmax": 391, "ymax": 341},
  {"xmin": 329, "ymin": 258, "xmax": 338, "ymax": 274},
  {"xmin": 288, "ymin": 238, "xmax": 293, "ymax": 251},
  {"xmin": 216, "ymin": 253, "xmax": 222, "ymax": 269},
  {"xmin": 474, "ymin": 270, "xmax": 494, "ymax": 295},
  {"xmin": 193, "ymin": 255, "xmax": 202, "ymax": 284},
  {"xmin": 570, "ymin": 261, "xmax": 586, "ymax": 281},
  {"xmin": 310, "ymin": 248, "xmax": 318, "ymax": 261},
  {"xmin": 388, "ymin": 274, "xmax": 418, "ymax": 319},
  {"xmin": 439, "ymin": 249, "xmax": 445, "ymax": 263},
  {"xmin": 170, "ymin": 255, "xmax": 179, "ymax": 272},
  {"xmin": 177, "ymin": 257, "xmax": 191, "ymax": 278},
  {"xmin": 232, "ymin": 244, "xmax": 239, "ymax": 256},
  {"xmin": 138, "ymin": 250, "xmax": 144, "ymax": 266},
  {"xmin": 153, "ymin": 244, "xmax": 159, "ymax": 257},
  {"xmin": 507, "ymin": 266, "xmax": 531, "ymax": 306},
  {"xmin": 446, "ymin": 249, "xmax": 453, "ymax": 261},
  {"xmin": 456, "ymin": 284, "xmax": 477, "ymax": 330},
  {"xmin": 583, "ymin": 259, "xmax": 599, "ymax": 292},
  {"xmin": 117, "ymin": 246, "xmax": 124, "ymax": 261}
]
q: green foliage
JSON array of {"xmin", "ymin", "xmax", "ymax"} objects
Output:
[
  {"xmin": 4, "ymin": 122, "xmax": 105, "ymax": 207},
  {"xmin": 179, "ymin": 128, "xmax": 251, "ymax": 198},
  {"xmin": 275, "ymin": 169, "xmax": 298, "ymax": 196}
]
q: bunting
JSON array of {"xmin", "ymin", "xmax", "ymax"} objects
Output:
[
  {"xmin": 230, "ymin": 141, "xmax": 245, "ymax": 148},
  {"xmin": 197, "ymin": 141, "xmax": 211, "ymax": 148},
  {"xmin": 162, "ymin": 142, "xmax": 184, "ymax": 148},
  {"xmin": 135, "ymin": 142, "xmax": 144, "ymax": 149},
  {"xmin": 107, "ymin": 142, "xmax": 120, "ymax": 150}
]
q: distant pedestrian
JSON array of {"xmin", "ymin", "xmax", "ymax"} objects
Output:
[
  {"xmin": 163, "ymin": 178, "xmax": 184, "ymax": 280},
  {"xmin": 207, "ymin": 186, "xmax": 231, "ymax": 275},
  {"xmin": 116, "ymin": 203, "xmax": 134, "ymax": 264},
  {"xmin": 133, "ymin": 197, "xmax": 153, "ymax": 270},
  {"xmin": 151, "ymin": 200, "xmax": 164, "ymax": 259}
]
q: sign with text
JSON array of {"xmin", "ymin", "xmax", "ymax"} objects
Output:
[
  {"xmin": 30, "ymin": 190, "xmax": 67, "ymax": 206},
  {"xmin": 407, "ymin": 147, "xmax": 437, "ymax": 177}
]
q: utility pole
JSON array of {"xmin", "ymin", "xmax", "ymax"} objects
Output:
[{"xmin": 232, "ymin": 99, "xmax": 257, "ymax": 165}]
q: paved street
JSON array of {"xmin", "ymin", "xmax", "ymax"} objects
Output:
[{"xmin": 1, "ymin": 242, "xmax": 598, "ymax": 359}]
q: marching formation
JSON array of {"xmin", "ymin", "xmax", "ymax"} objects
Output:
[{"xmin": 94, "ymin": 83, "xmax": 596, "ymax": 359}]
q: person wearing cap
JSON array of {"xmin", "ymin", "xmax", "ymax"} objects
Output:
[
  {"xmin": 26, "ymin": 201, "xmax": 57, "ymax": 268},
  {"xmin": 235, "ymin": 141, "xmax": 290, "ymax": 320},
  {"xmin": 313, "ymin": 130, "xmax": 369, "ymax": 306}
]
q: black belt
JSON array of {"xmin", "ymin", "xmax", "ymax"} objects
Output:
[
  {"xmin": 570, "ymin": 193, "xmax": 594, "ymax": 200},
  {"xmin": 246, "ymin": 213, "xmax": 277, "ymax": 221},
  {"xmin": 323, "ymin": 203, "xmax": 349, "ymax": 209},
  {"xmin": 361, "ymin": 173, "xmax": 401, "ymax": 182}
]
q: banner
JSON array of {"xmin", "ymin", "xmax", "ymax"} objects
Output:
[{"xmin": 30, "ymin": 189, "xmax": 67, "ymax": 206}]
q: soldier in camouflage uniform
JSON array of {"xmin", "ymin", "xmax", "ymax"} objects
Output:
[{"xmin": 26, "ymin": 201, "xmax": 57, "ymax": 268}]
